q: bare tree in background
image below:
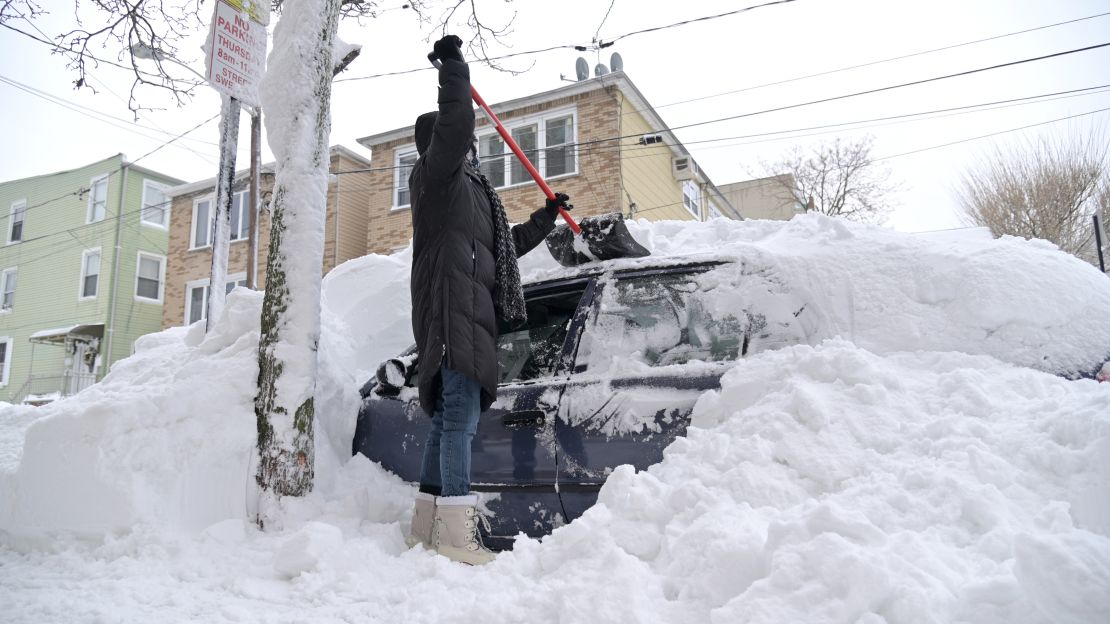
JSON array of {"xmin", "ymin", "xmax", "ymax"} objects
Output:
[
  {"xmin": 956, "ymin": 130, "xmax": 1109, "ymax": 266},
  {"xmin": 763, "ymin": 135, "xmax": 898, "ymax": 224}
]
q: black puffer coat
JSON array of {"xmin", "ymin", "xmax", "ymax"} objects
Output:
[{"xmin": 409, "ymin": 58, "xmax": 557, "ymax": 416}]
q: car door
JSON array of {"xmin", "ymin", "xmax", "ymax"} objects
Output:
[
  {"xmin": 554, "ymin": 261, "xmax": 812, "ymax": 521},
  {"xmin": 354, "ymin": 276, "xmax": 595, "ymax": 549}
]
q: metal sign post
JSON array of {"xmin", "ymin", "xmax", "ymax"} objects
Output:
[{"xmin": 202, "ymin": 0, "xmax": 269, "ymax": 328}]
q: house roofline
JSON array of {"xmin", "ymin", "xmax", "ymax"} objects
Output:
[
  {"xmin": 0, "ymin": 153, "xmax": 184, "ymax": 188},
  {"xmin": 165, "ymin": 144, "xmax": 371, "ymax": 198},
  {"xmin": 355, "ymin": 71, "xmax": 739, "ymax": 219}
]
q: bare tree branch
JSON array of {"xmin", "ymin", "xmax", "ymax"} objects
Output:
[
  {"xmin": 956, "ymin": 128, "xmax": 1109, "ymax": 266},
  {"xmin": 761, "ymin": 135, "xmax": 898, "ymax": 224}
]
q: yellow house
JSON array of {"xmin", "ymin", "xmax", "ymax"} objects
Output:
[{"xmin": 355, "ymin": 70, "xmax": 742, "ymax": 255}]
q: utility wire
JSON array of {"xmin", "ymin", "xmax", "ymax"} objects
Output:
[
  {"xmin": 596, "ymin": 41, "xmax": 1110, "ymax": 147},
  {"xmin": 331, "ymin": 82, "xmax": 1110, "ymax": 177},
  {"xmin": 0, "ymin": 74, "xmax": 220, "ymax": 149},
  {"xmin": 630, "ymin": 105, "xmax": 1110, "ymax": 217},
  {"xmin": 648, "ymin": 10, "xmax": 1110, "ymax": 112},
  {"xmin": 336, "ymin": 0, "xmax": 798, "ymax": 82},
  {"xmin": 874, "ymin": 106, "xmax": 1110, "ymax": 162}
]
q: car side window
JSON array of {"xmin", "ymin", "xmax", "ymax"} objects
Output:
[
  {"xmin": 577, "ymin": 269, "xmax": 747, "ymax": 371},
  {"xmin": 496, "ymin": 288, "xmax": 586, "ymax": 384}
]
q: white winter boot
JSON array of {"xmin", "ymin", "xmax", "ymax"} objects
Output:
[
  {"xmin": 433, "ymin": 494, "xmax": 496, "ymax": 565},
  {"xmin": 405, "ymin": 492, "xmax": 436, "ymax": 549}
]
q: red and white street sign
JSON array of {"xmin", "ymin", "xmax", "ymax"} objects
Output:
[{"xmin": 204, "ymin": 0, "xmax": 269, "ymax": 107}]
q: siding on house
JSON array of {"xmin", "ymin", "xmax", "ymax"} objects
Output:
[
  {"xmin": 162, "ymin": 147, "xmax": 373, "ymax": 329},
  {"xmin": 618, "ymin": 94, "xmax": 697, "ymax": 222},
  {"xmin": 0, "ymin": 154, "xmax": 182, "ymax": 402}
]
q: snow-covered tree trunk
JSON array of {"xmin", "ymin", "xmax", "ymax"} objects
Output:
[{"xmin": 253, "ymin": 0, "xmax": 341, "ymax": 529}]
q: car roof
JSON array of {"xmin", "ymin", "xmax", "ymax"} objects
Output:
[{"xmin": 522, "ymin": 251, "xmax": 731, "ymax": 291}]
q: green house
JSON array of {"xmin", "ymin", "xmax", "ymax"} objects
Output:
[{"xmin": 0, "ymin": 154, "xmax": 183, "ymax": 404}]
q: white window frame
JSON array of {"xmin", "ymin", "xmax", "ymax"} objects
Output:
[
  {"xmin": 228, "ymin": 190, "xmax": 250, "ymax": 243},
  {"xmin": 0, "ymin": 337, "xmax": 12, "ymax": 387},
  {"xmin": 0, "ymin": 267, "xmax": 16, "ymax": 313},
  {"xmin": 393, "ymin": 148, "xmax": 419, "ymax": 210},
  {"xmin": 476, "ymin": 106, "xmax": 579, "ymax": 190},
  {"xmin": 184, "ymin": 273, "xmax": 248, "ymax": 324},
  {"xmin": 87, "ymin": 174, "xmax": 110, "ymax": 224},
  {"xmin": 190, "ymin": 192, "xmax": 250, "ymax": 247},
  {"xmin": 190, "ymin": 196, "xmax": 214, "ymax": 250},
  {"xmin": 79, "ymin": 247, "xmax": 102, "ymax": 301},
  {"xmin": 682, "ymin": 180, "xmax": 701, "ymax": 219},
  {"xmin": 140, "ymin": 180, "xmax": 171, "ymax": 229},
  {"xmin": 134, "ymin": 252, "xmax": 166, "ymax": 304},
  {"xmin": 7, "ymin": 199, "xmax": 26, "ymax": 244}
]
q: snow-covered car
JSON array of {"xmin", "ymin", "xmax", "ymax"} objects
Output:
[
  {"xmin": 354, "ymin": 256, "xmax": 817, "ymax": 549},
  {"xmin": 352, "ymin": 218, "xmax": 1110, "ymax": 551}
]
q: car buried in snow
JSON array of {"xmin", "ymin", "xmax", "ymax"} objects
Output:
[{"xmin": 353, "ymin": 255, "xmax": 817, "ymax": 550}]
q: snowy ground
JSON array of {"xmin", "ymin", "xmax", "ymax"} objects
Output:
[{"xmin": 2, "ymin": 215, "xmax": 1109, "ymax": 624}]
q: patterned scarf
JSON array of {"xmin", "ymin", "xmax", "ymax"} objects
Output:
[{"xmin": 470, "ymin": 152, "xmax": 527, "ymax": 326}]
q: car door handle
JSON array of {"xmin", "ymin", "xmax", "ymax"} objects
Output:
[{"xmin": 503, "ymin": 410, "xmax": 546, "ymax": 429}]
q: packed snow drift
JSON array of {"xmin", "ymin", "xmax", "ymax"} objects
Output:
[{"xmin": 2, "ymin": 215, "xmax": 1109, "ymax": 623}]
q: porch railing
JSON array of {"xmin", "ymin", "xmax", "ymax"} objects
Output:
[{"xmin": 11, "ymin": 372, "xmax": 98, "ymax": 405}]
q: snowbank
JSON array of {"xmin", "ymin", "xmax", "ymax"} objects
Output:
[{"xmin": 1, "ymin": 215, "xmax": 1108, "ymax": 623}]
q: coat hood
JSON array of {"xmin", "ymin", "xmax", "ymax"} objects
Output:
[{"xmin": 414, "ymin": 111, "xmax": 437, "ymax": 155}]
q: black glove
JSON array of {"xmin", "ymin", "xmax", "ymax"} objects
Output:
[
  {"xmin": 545, "ymin": 192, "xmax": 571, "ymax": 216},
  {"xmin": 432, "ymin": 35, "xmax": 464, "ymax": 63}
]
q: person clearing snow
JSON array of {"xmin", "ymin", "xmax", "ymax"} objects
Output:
[{"xmin": 405, "ymin": 35, "xmax": 572, "ymax": 565}]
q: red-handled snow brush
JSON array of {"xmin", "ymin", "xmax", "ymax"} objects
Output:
[{"xmin": 429, "ymin": 52, "xmax": 650, "ymax": 267}]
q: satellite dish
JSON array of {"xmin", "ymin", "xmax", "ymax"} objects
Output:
[
  {"xmin": 575, "ymin": 57, "xmax": 589, "ymax": 81},
  {"xmin": 594, "ymin": 63, "xmax": 610, "ymax": 77},
  {"xmin": 610, "ymin": 52, "xmax": 624, "ymax": 73}
]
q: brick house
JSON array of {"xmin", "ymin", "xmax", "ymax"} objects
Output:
[
  {"xmin": 355, "ymin": 70, "xmax": 741, "ymax": 255},
  {"xmin": 161, "ymin": 145, "xmax": 372, "ymax": 328}
]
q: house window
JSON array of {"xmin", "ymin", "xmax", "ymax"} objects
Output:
[
  {"xmin": 707, "ymin": 200, "xmax": 724, "ymax": 220},
  {"xmin": 141, "ymin": 180, "xmax": 170, "ymax": 228},
  {"xmin": 510, "ymin": 124, "xmax": 538, "ymax": 186},
  {"xmin": 80, "ymin": 249, "xmax": 101, "ymax": 299},
  {"xmin": 0, "ymin": 337, "xmax": 11, "ymax": 387},
  {"xmin": 135, "ymin": 253, "xmax": 165, "ymax": 302},
  {"xmin": 1, "ymin": 268, "xmax": 16, "ymax": 311},
  {"xmin": 544, "ymin": 116, "xmax": 574, "ymax": 178},
  {"xmin": 87, "ymin": 175, "xmax": 109, "ymax": 223},
  {"xmin": 682, "ymin": 180, "xmax": 701, "ymax": 219},
  {"xmin": 185, "ymin": 275, "xmax": 248, "ymax": 324},
  {"xmin": 191, "ymin": 198, "xmax": 213, "ymax": 249},
  {"xmin": 475, "ymin": 108, "xmax": 578, "ymax": 189},
  {"xmin": 229, "ymin": 191, "xmax": 251, "ymax": 241},
  {"xmin": 394, "ymin": 151, "xmax": 418, "ymax": 209},
  {"xmin": 8, "ymin": 200, "xmax": 26, "ymax": 244},
  {"xmin": 479, "ymin": 134, "xmax": 506, "ymax": 187}
]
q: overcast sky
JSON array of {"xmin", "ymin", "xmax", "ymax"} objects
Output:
[{"xmin": 1, "ymin": 0, "xmax": 1108, "ymax": 232}]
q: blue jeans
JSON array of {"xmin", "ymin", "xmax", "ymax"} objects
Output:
[{"xmin": 419, "ymin": 366, "xmax": 481, "ymax": 497}]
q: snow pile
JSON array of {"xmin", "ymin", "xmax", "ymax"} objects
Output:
[{"xmin": 1, "ymin": 215, "xmax": 1109, "ymax": 623}]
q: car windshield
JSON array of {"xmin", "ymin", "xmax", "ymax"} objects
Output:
[{"xmin": 575, "ymin": 264, "xmax": 811, "ymax": 373}]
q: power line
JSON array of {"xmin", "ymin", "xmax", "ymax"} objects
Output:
[
  {"xmin": 874, "ymin": 106, "xmax": 1110, "ymax": 162},
  {"xmin": 336, "ymin": 0, "xmax": 798, "ymax": 83},
  {"xmin": 648, "ymin": 10, "xmax": 1110, "ymax": 112},
  {"xmin": 0, "ymin": 74, "xmax": 219, "ymax": 148},
  {"xmin": 644, "ymin": 41, "xmax": 1110, "ymax": 138},
  {"xmin": 331, "ymin": 82, "xmax": 1110, "ymax": 177}
]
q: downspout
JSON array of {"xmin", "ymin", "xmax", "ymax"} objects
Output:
[
  {"xmin": 103, "ymin": 161, "xmax": 130, "ymax": 374},
  {"xmin": 333, "ymin": 160, "xmax": 340, "ymax": 269}
]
